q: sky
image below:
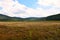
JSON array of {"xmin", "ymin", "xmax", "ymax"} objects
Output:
[{"xmin": 0, "ymin": 0, "xmax": 60, "ymax": 18}]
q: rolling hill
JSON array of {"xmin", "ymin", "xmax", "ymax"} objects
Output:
[
  {"xmin": 0, "ymin": 14, "xmax": 23, "ymax": 21},
  {"xmin": 0, "ymin": 13, "xmax": 60, "ymax": 21},
  {"xmin": 45, "ymin": 14, "xmax": 60, "ymax": 20}
]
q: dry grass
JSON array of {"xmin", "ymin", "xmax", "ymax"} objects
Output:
[{"xmin": 0, "ymin": 21, "xmax": 60, "ymax": 40}]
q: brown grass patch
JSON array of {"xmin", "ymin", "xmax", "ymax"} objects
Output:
[{"xmin": 0, "ymin": 21, "xmax": 60, "ymax": 40}]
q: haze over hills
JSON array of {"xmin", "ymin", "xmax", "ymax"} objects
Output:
[{"xmin": 0, "ymin": 13, "xmax": 60, "ymax": 21}]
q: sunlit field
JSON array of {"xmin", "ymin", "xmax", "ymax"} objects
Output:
[{"xmin": 0, "ymin": 21, "xmax": 60, "ymax": 40}]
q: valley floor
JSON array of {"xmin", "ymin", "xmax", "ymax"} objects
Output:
[{"xmin": 0, "ymin": 21, "xmax": 60, "ymax": 40}]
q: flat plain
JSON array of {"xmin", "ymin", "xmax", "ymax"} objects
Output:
[{"xmin": 0, "ymin": 21, "xmax": 60, "ymax": 40}]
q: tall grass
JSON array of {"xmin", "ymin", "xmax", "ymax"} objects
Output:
[{"xmin": 0, "ymin": 21, "xmax": 60, "ymax": 40}]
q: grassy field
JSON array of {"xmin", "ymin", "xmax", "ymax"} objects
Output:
[{"xmin": 0, "ymin": 21, "xmax": 60, "ymax": 40}]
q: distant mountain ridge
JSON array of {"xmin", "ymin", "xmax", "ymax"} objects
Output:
[
  {"xmin": 0, "ymin": 14, "xmax": 60, "ymax": 21},
  {"xmin": 0, "ymin": 14, "xmax": 23, "ymax": 21},
  {"xmin": 45, "ymin": 14, "xmax": 60, "ymax": 20}
]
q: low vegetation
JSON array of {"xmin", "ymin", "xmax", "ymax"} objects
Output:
[{"xmin": 0, "ymin": 21, "xmax": 60, "ymax": 40}]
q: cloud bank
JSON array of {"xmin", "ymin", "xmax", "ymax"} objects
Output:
[{"xmin": 0, "ymin": 0, "xmax": 60, "ymax": 18}]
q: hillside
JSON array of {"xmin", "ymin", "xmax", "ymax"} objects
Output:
[
  {"xmin": 0, "ymin": 14, "xmax": 24, "ymax": 21},
  {"xmin": 0, "ymin": 14, "xmax": 11, "ymax": 21},
  {"xmin": 0, "ymin": 14, "xmax": 60, "ymax": 21},
  {"xmin": 46, "ymin": 14, "xmax": 60, "ymax": 20},
  {"xmin": 0, "ymin": 14, "xmax": 45, "ymax": 21}
]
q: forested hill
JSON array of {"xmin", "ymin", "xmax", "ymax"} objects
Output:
[
  {"xmin": 0, "ymin": 13, "xmax": 60, "ymax": 21},
  {"xmin": 45, "ymin": 14, "xmax": 60, "ymax": 20},
  {"xmin": 0, "ymin": 14, "xmax": 23, "ymax": 21}
]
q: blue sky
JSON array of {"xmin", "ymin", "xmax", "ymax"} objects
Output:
[
  {"xmin": 17, "ymin": 0, "xmax": 53, "ymax": 9},
  {"xmin": 17, "ymin": 0, "xmax": 38, "ymax": 9},
  {"xmin": 0, "ymin": 7, "xmax": 3, "ymax": 10},
  {"xmin": 0, "ymin": 0, "xmax": 60, "ymax": 18}
]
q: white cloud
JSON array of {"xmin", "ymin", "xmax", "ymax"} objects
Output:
[
  {"xmin": 37, "ymin": 0, "xmax": 60, "ymax": 15},
  {"xmin": 0, "ymin": 0, "xmax": 27, "ymax": 17},
  {"xmin": 0, "ymin": 0, "xmax": 60, "ymax": 18},
  {"xmin": 38, "ymin": 0, "xmax": 60, "ymax": 7},
  {"xmin": 0, "ymin": 0, "xmax": 46, "ymax": 18}
]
